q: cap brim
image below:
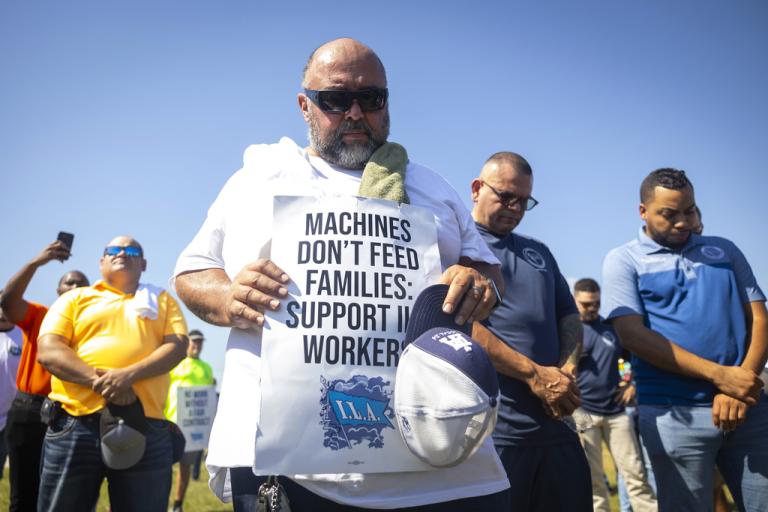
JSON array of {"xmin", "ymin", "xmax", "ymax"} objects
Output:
[
  {"xmin": 100, "ymin": 424, "xmax": 146, "ymax": 470},
  {"xmin": 404, "ymin": 284, "xmax": 472, "ymax": 346}
]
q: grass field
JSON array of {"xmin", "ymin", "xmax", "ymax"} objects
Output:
[
  {"xmin": 0, "ymin": 446, "xmax": 694, "ymax": 511},
  {"xmin": 0, "ymin": 457, "xmax": 619, "ymax": 511},
  {"xmin": 0, "ymin": 463, "xmax": 231, "ymax": 512}
]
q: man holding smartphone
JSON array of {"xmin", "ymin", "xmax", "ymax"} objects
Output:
[{"xmin": 0, "ymin": 239, "xmax": 88, "ymax": 511}]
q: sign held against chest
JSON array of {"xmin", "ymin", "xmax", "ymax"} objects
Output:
[{"xmin": 256, "ymin": 195, "xmax": 442, "ymax": 475}]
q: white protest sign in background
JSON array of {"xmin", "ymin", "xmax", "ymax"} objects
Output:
[
  {"xmin": 255, "ymin": 195, "xmax": 442, "ymax": 474},
  {"xmin": 176, "ymin": 385, "xmax": 218, "ymax": 453}
]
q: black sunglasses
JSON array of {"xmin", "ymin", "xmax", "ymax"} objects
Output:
[
  {"xmin": 482, "ymin": 181, "xmax": 539, "ymax": 211},
  {"xmin": 103, "ymin": 245, "xmax": 143, "ymax": 258},
  {"xmin": 303, "ymin": 88, "xmax": 388, "ymax": 113}
]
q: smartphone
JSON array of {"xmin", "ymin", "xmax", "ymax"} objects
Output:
[
  {"xmin": 57, "ymin": 232, "xmax": 74, "ymax": 260},
  {"xmin": 40, "ymin": 398, "xmax": 62, "ymax": 426}
]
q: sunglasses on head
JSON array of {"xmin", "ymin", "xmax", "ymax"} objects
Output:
[
  {"xmin": 303, "ymin": 88, "xmax": 388, "ymax": 113},
  {"xmin": 103, "ymin": 246, "xmax": 142, "ymax": 258}
]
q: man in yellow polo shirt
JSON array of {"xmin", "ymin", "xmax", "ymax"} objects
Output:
[
  {"xmin": 36, "ymin": 235, "xmax": 188, "ymax": 512},
  {"xmin": 165, "ymin": 329, "xmax": 215, "ymax": 512}
]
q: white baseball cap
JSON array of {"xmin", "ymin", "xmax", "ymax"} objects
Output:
[{"xmin": 395, "ymin": 285, "xmax": 500, "ymax": 468}]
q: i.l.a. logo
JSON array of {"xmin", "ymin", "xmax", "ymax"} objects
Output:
[{"xmin": 320, "ymin": 375, "xmax": 394, "ymax": 451}]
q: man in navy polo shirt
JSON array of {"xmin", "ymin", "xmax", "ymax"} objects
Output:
[
  {"xmin": 470, "ymin": 151, "xmax": 592, "ymax": 511},
  {"xmin": 573, "ymin": 278, "xmax": 656, "ymax": 512},
  {"xmin": 602, "ymin": 168, "xmax": 768, "ymax": 512}
]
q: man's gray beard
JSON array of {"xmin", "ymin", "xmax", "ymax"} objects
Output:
[{"xmin": 308, "ymin": 112, "xmax": 390, "ymax": 170}]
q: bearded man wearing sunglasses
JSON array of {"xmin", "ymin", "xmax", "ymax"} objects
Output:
[
  {"xmin": 173, "ymin": 38, "xmax": 510, "ymax": 511},
  {"xmin": 34, "ymin": 236, "xmax": 189, "ymax": 511}
]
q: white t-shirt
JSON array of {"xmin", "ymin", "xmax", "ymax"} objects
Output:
[
  {"xmin": 0, "ymin": 327, "xmax": 23, "ymax": 430},
  {"xmin": 173, "ymin": 138, "xmax": 509, "ymax": 508}
]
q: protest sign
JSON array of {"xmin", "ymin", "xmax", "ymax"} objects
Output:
[
  {"xmin": 255, "ymin": 195, "xmax": 442, "ymax": 474},
  {"xmin": 176, "ymin": 385, "xmax": 217, "ymax": 452}
]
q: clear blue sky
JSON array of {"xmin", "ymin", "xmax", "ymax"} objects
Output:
[{"xmin": 2, "ymin": 1, "xmax": 766, "ymax": 386}]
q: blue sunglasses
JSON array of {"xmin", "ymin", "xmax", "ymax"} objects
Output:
[{"xmin": 103, "ymin": 245, "xmax": 142, "ymax": 258}]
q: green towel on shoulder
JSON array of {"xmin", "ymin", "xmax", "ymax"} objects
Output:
[{"xmin": 357, "ymin": 142, "xmax": 410, "ymax": 204}]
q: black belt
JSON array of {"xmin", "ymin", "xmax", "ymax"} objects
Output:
[
  {"xmin": 14, "ymin": 390, "xmax": 46, "ymax": 405},
  {"xmin": 9, "ymin": 391, "xmax": 47, "ymax": 424},
  {"xmin": 61, "ymin": 408, "xmax": 101, "ymax": 424},
  {"xmin": 41, "ymin": 399, "xmax": 100, "ymax": 426}
]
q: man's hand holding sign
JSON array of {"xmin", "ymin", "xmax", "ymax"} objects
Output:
[
  {"xmin": 176, "ymin": 260, "xmax": 289, "ymax": 331},
  {"xmin": 226, "ymin": 259, "xmax": 290, "ymax": 329},
  {"xmin": 440, "ymin": 260, "xmax": 502, "ymax": 326}
]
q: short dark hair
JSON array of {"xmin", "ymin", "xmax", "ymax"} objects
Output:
[
  {"xmin": 57, "ymin": 271, "xmax": 89, "ymax": 289},
  {"xmin": 189, "ymin": 329, "xmax": 204, "ymax": 341},
  {"xmin": 640, "ymin": 168, "xmax": 693, "ymax": 203},
  {"xmin": 485, "ymin": 151, "xmax": 532, "ymax": 176},
  {"xmin": 574, "ymin": 278, "xmax": 600, "ymax": 293}
]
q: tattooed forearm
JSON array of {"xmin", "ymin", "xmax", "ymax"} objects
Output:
[{"xmin": 558, "ymin": 313, "xmax": 583, "ymax": 368}]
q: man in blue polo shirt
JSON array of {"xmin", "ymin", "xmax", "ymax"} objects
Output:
[
  {"xmin": 573, "ymin": 278, "xmax": 656, "ymax": 512},
  {"xmin": 602, "ymin": 168, "xmax": 768, "ymax": 512},
  {"xmin": 469, "ymin": 151, "xmax": 591, "ymax": 511}
]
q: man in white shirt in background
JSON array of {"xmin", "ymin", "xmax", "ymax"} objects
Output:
[{"xmin": 0, "ymin": 292, "xmax": 23, "ymax": 479}]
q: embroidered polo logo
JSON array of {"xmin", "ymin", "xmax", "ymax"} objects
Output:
[
  {"xmin": 601, "ymin": 331, "xmax": 616, "ymax": 347},
  {"xmin": 522, "ymin": 248, "xmax": 547, "ymax": 270},
  {"xmin": 701, "ymin": 246, "xmax": 725, "ymax": 260}
]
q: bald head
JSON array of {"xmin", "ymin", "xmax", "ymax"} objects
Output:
[
  {"xmin": 302, "ymin": 38, "xmax": 386, "ymax": 88},
  {"xmin": 472, "ymin": 151, "xmax": 535, "ymax": 235},
  {"xmin": 105, "ymin": 235, "xmax": 143, "ymax": 254},
  {"xmin": 481, "ymin": 152, "xmax": 532, "ymax": 179},
  {"xmin": 100, "ymin": 235, "xmax": 146, "ymax": 293}
]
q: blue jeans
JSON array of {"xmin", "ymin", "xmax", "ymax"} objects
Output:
[
  {"xmin": 37, "ymin": 411, "xmax": 173, "ymax": 512},
  {"xmin": 639, "ymin": 397, "xmax": 768, "ymax": 512}
]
